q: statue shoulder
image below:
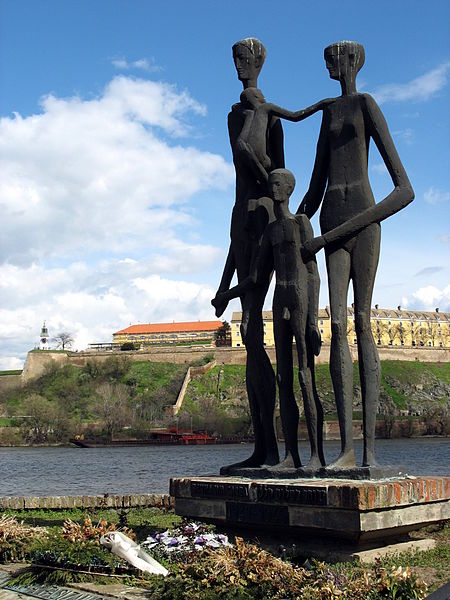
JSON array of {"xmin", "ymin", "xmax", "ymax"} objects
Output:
[{"xmin": 295, "ymin": 213, "xmax": 314, "ymax": 239}]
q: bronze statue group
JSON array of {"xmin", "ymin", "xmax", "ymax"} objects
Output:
[{"xmin": 212, "ymin": 38, "xmax": 414, "ymax": 473}]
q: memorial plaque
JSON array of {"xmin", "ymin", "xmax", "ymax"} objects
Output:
[
  {"xmin": 226, "ymin": 501, "xmax": 289, "ymax": 525},
  {"xmin": 256, "ymin": 484, "xmax": 327, "ymax": 506},
  {"xmin": 191, "ymin": 481, "xmax": 250, "ymax": 500}
]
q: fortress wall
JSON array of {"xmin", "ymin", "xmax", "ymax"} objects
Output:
[{"xmin": 20, "ymin": 344, "xmax": 450, "ymax": 382}]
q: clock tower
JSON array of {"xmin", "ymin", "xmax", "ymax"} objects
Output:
[{"xmin": 39, "ymin": 321, "xmax": 50, "ymax": 350}]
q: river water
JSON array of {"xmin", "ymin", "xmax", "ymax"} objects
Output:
[{"xmin": 1, "ymin": 438, "xmax": 449, "ymax": 497}]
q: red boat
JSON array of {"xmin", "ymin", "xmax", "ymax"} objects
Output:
[{"xmin": 70, "ymin": 428, "xmax": 217, "ymax": 448}]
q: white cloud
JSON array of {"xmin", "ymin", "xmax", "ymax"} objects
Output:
[
  {"xmin": 424, "ymin": 187, "xmax": 450, "ymax": 205},
  {"xmin": 374, "ymin": 61, "xmax": 450, "ymax": 104},
  {"xmin": 408, "ymin": 285, "xmax": 450, "ymax": 311},
  {"xmin": 0, "ymin": 260, "xmax": 219, "ymax": 368},
  {"xmin": 0, "ymin": 76, "xmax": 234, "ymax": 368},
  {"xmin": 0, "ymin": 76, "xmax": 232, "ymax": 267},
  {"xmin": 111, "ymin": 57, "xmax": 161, "ymax": 72}
]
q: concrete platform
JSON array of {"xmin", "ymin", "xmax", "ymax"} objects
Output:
[{"xmin": 170, "ymin": 475, "xmax": 450, "ymax": 545}]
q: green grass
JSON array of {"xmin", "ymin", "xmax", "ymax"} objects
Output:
[
  {"xmin": 3, "ymin": 507, "xmax": 181, "ymax": 540},
  {"xmin": 0, "ymin": 370, "xmax": 22, "ymax": 376},
  {"xmin": 122, "ymin": 360, "xmax": 187, "ymax": 395}
]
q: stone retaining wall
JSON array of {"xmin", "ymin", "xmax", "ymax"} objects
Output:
[
  {"xmin": 21, "ymin": 344, "xmax": 450, "ymax": 382},
  {"xmin": 0, "ymin": 493, "xmax": 173, "ymax": 511}
]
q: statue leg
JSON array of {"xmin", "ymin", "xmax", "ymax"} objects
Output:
[
  {"xmin": 292, "ymin": 308, "xmax": 325, "ymax": 469},
  {"xmin": 220, "ymin": 286, "xmax": 278, "ymax": 473},
  {"xmin": 351, "ymin": 224, "xmax": 381, "ymax": 466},
  {"xmin": 273, "ymin": 312, "xmax": 301, "ymax": 468},
  {"xmin": 326, "ymin": 247, "xmax": 355, "ymax": 468},
  {"xmin": 293, "ymin": 310, "xmax": 325, "ymax": 469}
]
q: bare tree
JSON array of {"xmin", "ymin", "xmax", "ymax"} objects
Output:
[
  {"xmin": 95, "ymin": 383, "xmax": 131, "ymax": 440},
  {"xmin": 54, "ymin": 331, "xmax": 74, "ymax": 350}
]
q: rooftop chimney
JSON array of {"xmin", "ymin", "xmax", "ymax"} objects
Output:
[
  {"xmin": 435, "ymin": 307, "xmax": 439, "ymax": 313},
  {"xmin": 375, "ymin": 304, "xmax": 379, "ymax": 310},
  {"xmin": 397, "ymin": 305, "xmax": 401, "ymax": 311}
]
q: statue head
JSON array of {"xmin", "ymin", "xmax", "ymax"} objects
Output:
[
  {"xmin": 269, "ymin": 168, "xmax": 296, "ymax": 203},
  {"xmin": 240, "ymin": 87, "xmax": 266, "ymax": 108},
  {"xmin": 324, "ymin": 41, "xmax": 365, "ymax": 83},
  {"xmin": 232, "ymin": 38, "xmax": 267, "ymax": 87}
]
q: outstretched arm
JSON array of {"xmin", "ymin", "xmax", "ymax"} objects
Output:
[
  {"xmin": 211, "ymin": 230, "xmax": 273, "ymax": 313},
  {"xmin": 315, "ymin": 94, "xmax": 414, "ymax": 247},
  {"xmin": 267, "ymin": 97, "xmax": 334, "ymax": 123},
  {"xmin": 297, "ymin": 111, "xmax": 330, "ymax": 217}
]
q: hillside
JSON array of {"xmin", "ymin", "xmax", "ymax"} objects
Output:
[
  {"xmin": 182, "ymin": 361, "xmax": 450, "ymax": 431},
  {"xmin": 0, "ymin": 355, "xmax": 188, "ymax": 445},
  {"xmin": 0, "ymin": 358, "xmax": 448, "ymax": 444}
]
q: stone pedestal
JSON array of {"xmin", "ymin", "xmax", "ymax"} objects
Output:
[{"xmin": 170, "ymin": 475, "xmax": 450, "ymax": 547}]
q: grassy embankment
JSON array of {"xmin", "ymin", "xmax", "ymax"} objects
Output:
[
  {"xmin": 0, "ymin": 506, "xmax": 448, "ymax": 597},
  {"xmin": 183, "ymin": 360, "xmax": 450, "ymax": 425},
  {"xmin": 0, "ymin": 359, "xmax": 449, "ymax": 445}
]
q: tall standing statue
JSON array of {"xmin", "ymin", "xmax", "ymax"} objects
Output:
[
  {"xmin": 213, "ymin": 38, "xmax": 283, "ymax": 471},
  {"xmin": 299, "ymin": 41, "xmax": 414, "ymax": 468}
]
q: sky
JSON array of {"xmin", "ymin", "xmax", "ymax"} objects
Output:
[{"xmin": 0, "ymin": 0, "xmax": 449, "ymax": 369}]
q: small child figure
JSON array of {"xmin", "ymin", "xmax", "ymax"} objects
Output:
[
  {"xmin": 212, "ymin": 169, "xmax": 325, "ymax": 469},
  {"xmin": 236, "ymin": 88, "xmax": 333, "ymax": 189}
]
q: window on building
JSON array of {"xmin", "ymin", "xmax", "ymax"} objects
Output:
[
  {"xmin": 319, "ymin": 319, "xmax": 323, "ymax": 325},
  {"xmin": 440, "ymin": 342, "xmax": 443, "ymax": 347},
  {"xmin": 320, "ymin": 329, "xmax": 323, "ymax": 334},
  {"xmin": 236, "ymin": 343, "xmax": 241, "ymax": 347},
  {"xmin": 353, "ymin": 338, "xmax": 357, "ymax": 344},
  {"xmin": 389, "ymin": 340, "xmax": 393, "ymax": 345}
]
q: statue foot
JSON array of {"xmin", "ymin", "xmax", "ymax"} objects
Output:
[
  {"xmin": 328, "ymin": 450, "xmax": 356, "ymax": 469},
  {"xmin": 362, "ymin": 452, "xmax": 377, "ymax": 467},
  {"xmin": 220, "ymin": 451, "xmax": 265, "ymax": 475},
  {"xmin": 264, "ymin": 449, "xmax": 280, "ymax": 467},
  {"xmin": 305, "ymin": 455, "xmax": 323, "ymax": 470},
  {"xmin": 272, "ymin": 452, "xmax": 301, "ymax": 470}
]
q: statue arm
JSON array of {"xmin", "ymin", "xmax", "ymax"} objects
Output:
[
  {"xmin": 212, "ymin": 231, "xmax": 273, "ymax": 309},
  {"xmin": 267, "ymin": 98, "xmax": 334, "ymax": 123},
  {"xmin": 297, "ymin": 215, "xmax": 322, "ymax": 356},
  {"xmin": 297, "ymin": 112, "xmax": 329, "ymax": 217},
  {"xmin": 268, "ymin": 116, "xmax": 285, "ymax": 168},
  {"xmin": 318, "ymin": 95, "xmax": 414, "ymax": 247}
]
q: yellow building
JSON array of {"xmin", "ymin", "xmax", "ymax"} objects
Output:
[{"xmin": 231, "ymin": 306, "xmax": 449, "ymax": 348}]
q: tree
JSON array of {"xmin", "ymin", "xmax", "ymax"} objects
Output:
[
  {"xmin": 411, "ymin": 324, "xmax": 426, "ymax": 347},
  {"xmin": 214, "ymin": 321, "xmax": 231, "ymax": 346},
  {"xmin": 21, "ymin": 394, "xmax": 71, "ymax": 443},
  {"xmin": 95, "ymin": 383, "xmax": 131, "ymax": 440},
  {"xmin": 54, "ymin": 331, "xmax": 74, "ymax": 350},
  {"xmin": 371, "ymin": 320, "xmax": 388, "ymax": 346}
]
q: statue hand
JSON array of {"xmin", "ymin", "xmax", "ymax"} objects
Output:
[
  {"xmin": 308, "ymin": 324, "xmax": 322, "ymax": 357},
  {"xmin": 301, "ymin": 236, "xmax": 325, "ymax": 261},
  {"xmin": 211, "ymin": 293, "xmax": 228, "ymax": 318}
]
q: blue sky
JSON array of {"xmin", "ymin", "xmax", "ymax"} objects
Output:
[{"xmin": 0, "ymin": 0, "xmax": 449, "ymax": 368}]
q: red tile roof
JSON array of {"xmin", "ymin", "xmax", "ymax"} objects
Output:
[{"xmin": 114, "ymin": 321, "xmax": 223, "ymax": 335}]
